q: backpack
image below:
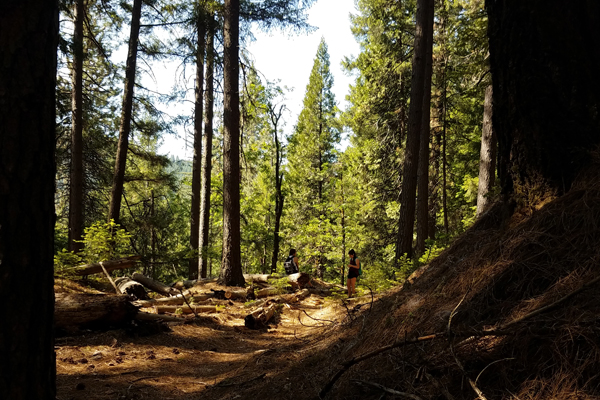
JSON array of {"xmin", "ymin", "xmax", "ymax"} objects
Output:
[
  {"xmin": 351, "ymin": 257, "xmax": 363, "ymax": 276},
  {"xmin": 284, "ymin": 255, "xmax": 298, "ymax": 274}
]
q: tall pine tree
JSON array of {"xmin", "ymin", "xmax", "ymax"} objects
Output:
[{"xmin": 285, "ymin": 38, "xmax": 340, "ymax": 278}]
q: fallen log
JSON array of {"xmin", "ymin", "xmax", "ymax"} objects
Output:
[
  {"xmin": 134, "ymin": 292, "xmax": 213, "ymax": 307},
  {"xmin": 132, "ymin": 273, "xmax": 178, "ymax": 296},
  {"xmin": 256, "ymin": 287, "xmax": 283, "ymax": 298},
  {"xmin": 288, "ymin": 272, "xmax": 311, "ymax": 289},
  {"xmin": 171, "ymin": 279, "xmax": 198, "ymax": 290},
  {"xmin": 244, "ymin": 304, "xmax": 279, "ymax": 329},
  {"xmin": 278, "ymin": 289, "xmax": 311, "ymax": 304},
  {"xmin": 61, "ymin": 256, "xmax": 141, "ymax": 276},
  {"xmin": 224, "ymin": 289, "xmax": 248, "ymax": 300},
  {"xmin": 154, "ymin": 305, "xmax": 217, "ymax": 314},
  {"xmin": 243, "ymin": 274, "xmax": 277, "ymax": 283},
  {"xmin": 115, "ymin": 276, "xmax": 148, "ymax": 300},
  {"xmin": 135, "ymin": 312, "xmax": 186, "ymax": 323},
  {"xmin": 55, "ymin": 293, "xmax": 138, "ymax": 334}
]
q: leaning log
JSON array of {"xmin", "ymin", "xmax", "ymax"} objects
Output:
[
  {"xmin": 244, "ymin": 304, "xmax": 279, "ymax": 329},
  {"xmin": 132, "ymin": 273, "xmax": 178, "ymax": 296},
  {"xmin": 61, "ymin": 256, "xmax": 141, "ymax": 276},
  {"xmin": 55, "ymin": 293, "xmax": 138, "ymax": 334}
]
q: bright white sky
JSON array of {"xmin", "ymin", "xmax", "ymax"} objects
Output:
[{"xmin": 159, "ymin": 0, "xmax": 360, "ymax": 159}]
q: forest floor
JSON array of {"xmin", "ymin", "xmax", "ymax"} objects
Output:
[
  {"xmin": 57, "ymin": 169, "xmax": 600, "ymax": 400},
  {"xmin": 55, "ymin": 280, "xmax": 372, "ymax": 400}
]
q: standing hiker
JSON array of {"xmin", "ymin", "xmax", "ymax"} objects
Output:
[
  {"xmin": 284, "ymin": 248, "xmax": 299, "ymax": 274},
  {"xmin": 347, "ymin": 249, "xmax": 360, "ymax": 298}
]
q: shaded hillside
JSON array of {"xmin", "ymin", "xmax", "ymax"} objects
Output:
[{"xmin": 224, "ymin": 165, "xmax": 600, "ymax": 400}]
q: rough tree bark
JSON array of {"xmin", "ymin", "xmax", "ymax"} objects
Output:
[
  {"xmin": 395, "ymin": 0, "xmax": 434, "ymax": 261},
  {"xmin": 487, "ymin": 1, "xmax": 600, "ymax": 200},
  {"xmin": 219, "ymin": 0, "xmax": 245, "ymax": 287},
  {"xmin": 189, "ymin": 7, "xmax": 206, "ymax": 280},
  {"xmin": 415, "ymin": 0, "xmax": 435, "ymax": 256},
  {"xmin": 199, "ymin": 14, "xmax": 215, "ymax": 279},
  {"xmin": 68, "ymin": 0, "xmax": 85, "ymax": 252},
  {"xmin": 476, "ymin": 85, "xmax": 496, "ymax": 216},
  {"xmin": 269, "ymin": 104, "xmax": 285, "ymax": 274},
  {"xmin": 108, "ymin": 0, "xmax": 142, "ymax": 225},
  {"xmin": 0, "ymin": 0, "xmax": 58, "ymax": 397}
]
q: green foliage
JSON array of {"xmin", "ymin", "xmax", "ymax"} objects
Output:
[
  {"xmin": 52, "ymin": 0, "xmax": 494, "ymax": 295},
  {"xmin": 77, "ymin": 220, "xmax": 133, "ymax": 263},
  {"xmin": 54, "ymin": 248, "xmax": 83, "ymax": 271},
  {"xmin": 394, "ymin": 254, "xmax": 418, "ymax": 282},
  {"xmin": 284, "ymin": 38, "xmax": 341, "ymax": 277}
]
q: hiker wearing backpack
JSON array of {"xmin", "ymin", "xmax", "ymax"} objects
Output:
[
  {"xmin": 347, "ymin": 249, "xmax": 360, "ymax": 298},
  {"xmin": 284, "ymin": 248, "xmax": 299, "ymax": 275}
]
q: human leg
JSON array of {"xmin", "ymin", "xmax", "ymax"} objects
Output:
[{"xmin": 347, "ymin": 277, "xmax": 356, "ymax": 297}]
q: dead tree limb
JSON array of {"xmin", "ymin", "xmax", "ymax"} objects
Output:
[
  {"xmin": 501, "ymin": 272, "xmax": 600, "ymax": 330},
  {"xmin": 61, "ymin": 256, "xmax": 141, "ymax": 276},
  {"xmin": 318, "ymin": 329, "xmax": 511, "ymax": 398},
  {"xmin": 100, "ymin": 261, "xmax": 121, "ymax": 294}
]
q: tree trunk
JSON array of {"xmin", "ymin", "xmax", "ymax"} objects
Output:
[
  {"xmin": 476, "ymin": 85, "xmax": 496, "ymax": 216},
  {"xmin": 396, "ymin": 0, "xmax": 434, "ymax": 261},
  {"xmin": 68, "ymin": 0, "xmax": 85, "ymax": 253},
  {"xmin": 415, "ymin": 0, "xmax": 435, "ymax": 256},
  {"xmin": 270, "ymin": 105, "xmax": 284, "ymax": 274},
  {"xmin": 189, "ymin": 8, "xmax": 206, "ymax": 280},
  {"xmin": 108, "ymin": 0, "xmax": 142, "ymax": 225},
  {"xmin": 487, "ymin": 1, "xmax": 600, "ymax": 200},
  {"xmin": 219, "ymin": 0, "xmax": 245, "ymax": 287},
  {"xmin": 199, "ymin": 14, "xmax": 215, "ymax": 279},
  {"xmin": 0, "ymin": 2, "xmax": 58, "ymax": 397}
]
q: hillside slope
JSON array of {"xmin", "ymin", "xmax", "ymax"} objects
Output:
[{"xmin": 230, "ymin": 166, "xmax": 600, "ymax": 400}]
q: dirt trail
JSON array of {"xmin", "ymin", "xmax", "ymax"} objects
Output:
[{"xmin": 56, "ymin": 292, "xmax": 366, "ymax": 400}]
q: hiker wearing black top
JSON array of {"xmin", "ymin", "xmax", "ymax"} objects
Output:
[
  {"xmin": 347, "ymin": 249, "xmax": 360, "ymax": 298},
  {"xmin": 284, "ymin": 248, "xmax": 299, "ymax": 274}
]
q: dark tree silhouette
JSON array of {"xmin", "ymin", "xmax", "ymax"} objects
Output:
[
  {"xmin": 219, "ymin": 0, "xmax": 245, "ymax": 287},
  {"xmin": 199, "ymin": 14, "xmax": 216, "ymax": 279},
  {"xmin": 68, "ymin": 0, "xmax": 85, "ymax": 252},
  {"xmin": 108, "ymin": 0, "xmax": 142, "ymax": 225},
  {"xmin": 488, "ymin": 1, "xmax": 600, "ymax": 200},
  {"xmin": 189, "ymin": 7, "xmax": 206, "ymax": 280},
  {"xmin": 395, "ymin": 0, "xmax": 434, "ymax": 261},
  {"xmin": 0, "ymin": 1, "xmax": 58, "ymax": 398}
]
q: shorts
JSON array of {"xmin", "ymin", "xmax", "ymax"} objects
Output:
[{"xmin": 348, "ymin": 267, "xmax": 359, "ymax": 279}]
